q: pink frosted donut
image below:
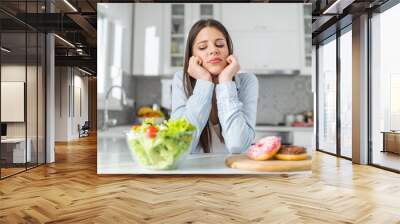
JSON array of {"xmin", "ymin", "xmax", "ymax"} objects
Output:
[{"xmin": 246, "ymin": 136, "xmax": 281, "ymax": 161}]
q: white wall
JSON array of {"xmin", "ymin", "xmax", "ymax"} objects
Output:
[
  {"xmin": 72, "ymin": 73, "xmax": 89, "ymax": 138},
  {"xmin": 55, "ymin": 67, "xmax": 68, "ymax": 141},
  {"xmin": 1, "ymin": 65, "xmax": 30, "ymax": 138},
  {"xmin": 1, "ymin": 63, "xmax": 46, "ymax": 163},
  {"xmin": 55, "ymin": 67, "xmax": 89, "ymax": 141},
  {"xmin": 97, "ymin": 3, "xmax": 134, "ymax": 99}
]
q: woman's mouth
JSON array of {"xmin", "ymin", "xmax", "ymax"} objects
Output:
[{"xmin": 208, "ymin": 58, "xmax": 222, "ymax": 65}]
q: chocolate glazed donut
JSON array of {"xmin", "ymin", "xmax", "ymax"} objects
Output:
[{"xmin": 275, "ymin": 145, "xmax": 308, "ymax": 161}]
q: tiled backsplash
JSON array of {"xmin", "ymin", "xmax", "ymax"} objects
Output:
[
  {"xmin": 256, "ymin": 75, "xmax": 313, "ymax": 124},
  {"xmin": 131, "ymin": 76, "xmax": 162, "ymax": 107},
  {"xmin": 101, "ymin": 74, "xmax": 313, "ymax": 126}
]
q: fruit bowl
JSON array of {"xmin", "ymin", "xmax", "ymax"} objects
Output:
[
  {"xmin": 126, "ymin": 118, "xmax": 195, "ymax": 170},
  {"xmin": 137, "ymin": 117, "xmax": 165, "ymax": 125},
  {"xmin": 136, "ymin": 106, "xmax": 166, "ymax": 125}
]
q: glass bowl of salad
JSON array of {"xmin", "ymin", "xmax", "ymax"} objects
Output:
[{"xmin": 126, "ymin": 118, "xmax": 196, "ymax": 170}]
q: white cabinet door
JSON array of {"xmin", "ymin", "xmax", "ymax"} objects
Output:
[
  {"xmin": 163, "ymin": 3, "xmax": 221, "ymax": 77},
  {"xmin": 221, "ymin": 4, "xmax": 303, "ymax": 74},
  {"xmin": 293, "ymin": 131, "xmax": 313, "ymax": 149},
  {"xmin": 191, "ymin": 3, "xmax": 221, "ymax": 22},
  {"xmin": 255, "ymin": 131, "xmax": 269, "ymax": 143},
  {"xmin": 163, "ymin": 4, "xmax": 190, "ymax": 76},
  {"xmin": 231, "ymin": 32, "xmax": 302, "ymax": 72},
  {"xmin": 133, "ymin": 4, "xmax": 164, "ymax": 76},
  {"xmin": 221, "ymin": 4, "xmax": 299, "ymax": 33},
  {"xmin": 255, "ymin": 131, "xmax": 292, "ymax": 145},
  {"xmin": 300, "ymin": 4, "xmax": 312, "ymax": 76}
]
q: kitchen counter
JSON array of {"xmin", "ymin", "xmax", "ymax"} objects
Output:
[
  {"xmin": 98, "ymin": 125, "xmax": 314, "ymax": 138},
  {"xmin": 255, "ymin": 125, "xmax": 314, "ymax": 132},
  {"xmin": 255, "ymin": 125, "xmax": 315, "ymax": 150},
  {"xmin": 98, "ymin": 126, "xmax": 311, "ymax": 175}
]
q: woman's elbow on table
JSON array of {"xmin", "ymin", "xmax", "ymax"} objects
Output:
[{"xmin": 224, "ymin": 130, "xmax": 255, "ymax": 154}]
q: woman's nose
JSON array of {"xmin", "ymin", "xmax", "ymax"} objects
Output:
[{"xmin": 209, "ymin": 45, "xmax": 219, "ymax": 55}]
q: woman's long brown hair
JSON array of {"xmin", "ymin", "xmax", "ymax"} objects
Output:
[{"xmin": 182, "ymin": 19, "xmax": 233, "ymax": 153}]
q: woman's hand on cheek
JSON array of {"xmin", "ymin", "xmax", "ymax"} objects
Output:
[
  {"xmin": 187, "ymin": 56, "xmax": 212, "ymax": 82},
  {"xmin": 219, "ymin": 55, "xmax": 240, "ymax": 83}
]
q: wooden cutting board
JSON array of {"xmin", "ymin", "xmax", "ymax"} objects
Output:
[{"xmin": 225, "ymin": 154, "xmax": 312, "ymax": 172}]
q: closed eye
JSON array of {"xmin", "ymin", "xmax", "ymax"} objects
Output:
[{"xmin": 199, "ymin": 44, "xmax": 224, "ymax": 50}]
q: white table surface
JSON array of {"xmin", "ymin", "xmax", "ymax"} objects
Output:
[
  {"xmin": 1, "ymin": 137, "xmax": 32, "ymax": 163},
  {"xmin": 98, "ymin": 153, "xmax": 311, "ymax": 175},
  {"xmin": 1, "ymin": 137, "xmax": 26, "ymax": 143},
  {"xmin": 97, "ymin": 130, "xmax": 312, "ymax": 175}
]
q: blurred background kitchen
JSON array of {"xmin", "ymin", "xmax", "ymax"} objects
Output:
[{"xmin": 97, "ymin": 3, "xmax": 314, "ymax": 149}]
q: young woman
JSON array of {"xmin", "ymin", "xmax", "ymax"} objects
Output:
[{"xmin": 171, "ymin": 19, "xmax": 258, "ymax": 154}]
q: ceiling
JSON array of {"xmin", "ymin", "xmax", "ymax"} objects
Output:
[
  {"xmin": 311, "ymin": 0, "xmax": 390, "ymax": 43},
  {"xmin": 0, "ymin": 0, "xmax": 100, "ymax": 74}
]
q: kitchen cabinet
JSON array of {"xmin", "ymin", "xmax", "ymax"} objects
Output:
[
  {"xmin": 164, "ymin": 3, "xmax": 187, "ymax": 73},
  {"xmin": 311, "ymin": 45, "xmax": 317, "ymax": 92},
  {"xmin": 221, "ymin": 4, "xmax": 299, "ymax": 33},
  {"xmin": 255, "ymin": 126, "xmax": 314, "ymax": 150},
  {"xmin": 163, "ymin": 3, "xmax": 221, "ymax": 76},
  {"xmin": 133, "ymin": 4, "xmax": 164, "ymax": 76},
  {"xmin": 133, "ymin": 3, "xmax": 221, "ymax": 76},
  {"xmin": 133, "ymin": 3, "xmax": 309, "ymax": 76},
  {"xmin": 231, "ymin": 33, "xmax": 302, "ymax": 73},
  {"xmin": 255, "ymin": 130, "xmax": 292, "ymax": 145},
  {"xmin": 191, "ymin": 4, "xmax": 221, "ymax": 22},
  {"xmin": 220, "ymin": 4, "xmax": 306, "ymax": 75},
  {"xmin": 292, "ymin": 131, "xmax": 313, "ymax": 150},
  {"xmin": 301, "ymin": 4, "xmax": 313, "ymax": 76}
]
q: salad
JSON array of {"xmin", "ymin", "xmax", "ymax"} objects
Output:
[{"xmin": 126, "ymin": 118, "xmax": 196, "ymax": 170}]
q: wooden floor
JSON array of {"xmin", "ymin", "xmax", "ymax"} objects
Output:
[
  {"xmin": 373, "ymin": 150, "xmax": 400, "ymax": 171},
  {"xmin": 1, "ymin": 135, "xmax": 400, "ymax": 224},
  {"xmin": 1, "ymin": 167, "xmax": 26, "ymax": 177},
  {"xmin": 1, "ymin": 163, "xmax": 45, "ymax": 178}
]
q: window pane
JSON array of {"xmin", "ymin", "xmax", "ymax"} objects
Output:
[
  {"xmin": 27, "ymin": 31, "xmax": 38, "ymax": 169},
  {"xmin": 318, "ymin": 37, "xmax": 337, "ymax": 154},
  {"xmin": 340, "ymin": 29, "xmax": 352, "ymax": 158},
  {"xmin": 1, "ymin": 30, "xmax": 28, "ymax": 177},
  {"xmin": 371, "ymin": 3, "xmax": 400, "ymax": 171}
]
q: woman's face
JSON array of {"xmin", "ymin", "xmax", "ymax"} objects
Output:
[{"xmin": 192, "ymin": 27, "xmax": 229, "ymax": 76}]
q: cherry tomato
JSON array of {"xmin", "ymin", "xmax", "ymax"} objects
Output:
[{"xmin": 145, "ymin": 126, "xmax": 158, "ymax": 138}]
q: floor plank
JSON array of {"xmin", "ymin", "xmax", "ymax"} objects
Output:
[{"xmin": 0, "ymin": 134, "xmax": 400, "ymax": 223}]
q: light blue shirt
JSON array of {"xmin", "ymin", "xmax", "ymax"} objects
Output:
[{"xmin": 171, "ymin": 71, "xmax": 258, "ymax": 154}]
